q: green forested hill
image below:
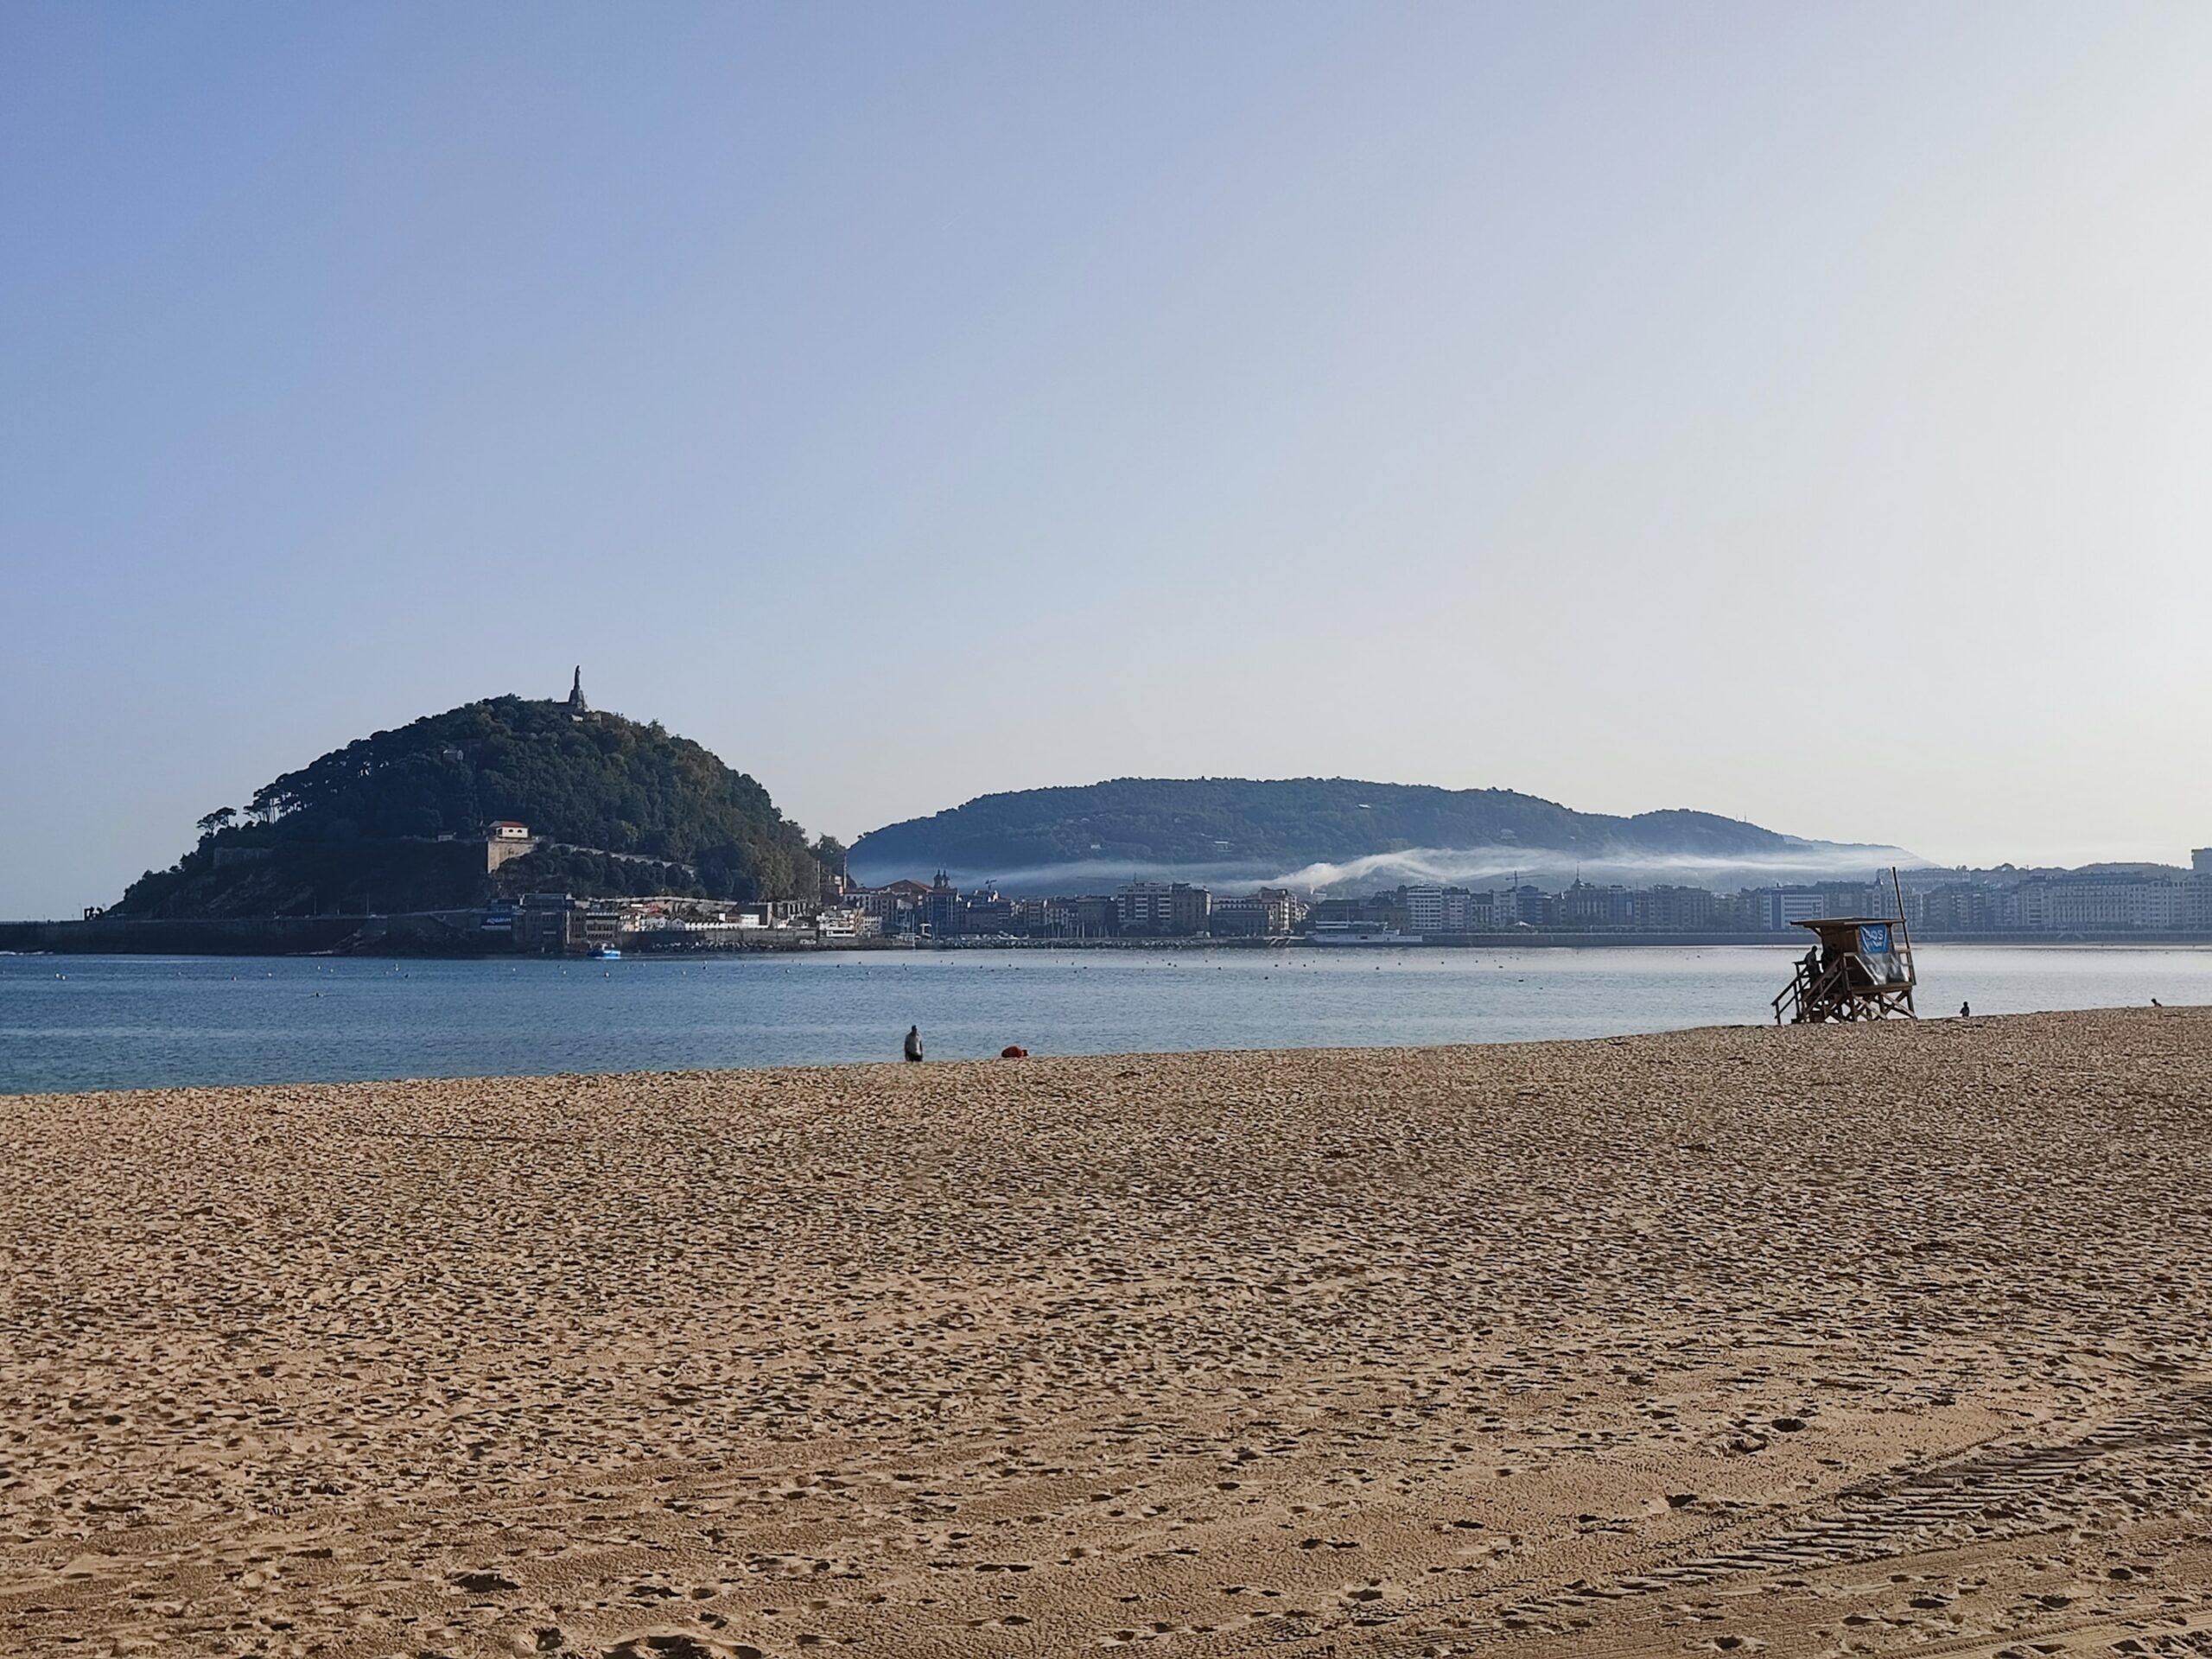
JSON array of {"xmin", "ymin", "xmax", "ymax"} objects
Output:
[
  {"xmin": 849, "ymin": 777, "xmax": 1855, "ymax": 890},
  {"xmin": 115, "ymin": 696, "xmax": 819, "ymax": 918}
]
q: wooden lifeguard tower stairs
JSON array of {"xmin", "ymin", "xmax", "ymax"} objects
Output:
[{"xmin": 1771, "ymin": 871, "xmax": 1918, "ymax": 1025}]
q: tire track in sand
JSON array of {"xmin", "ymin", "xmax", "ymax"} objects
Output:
[{"xmin": 1345, "ymin": 1379, "xmax": 2212, "ymax": 1656}]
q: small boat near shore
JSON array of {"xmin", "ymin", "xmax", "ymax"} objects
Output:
[
  {"xmin": 590, "ymin": 945, "xmax": 622, "ymax": 961},
  {"xmin": 1306, "ymin": 921, "xmax": 1421, "ymax": 946}
]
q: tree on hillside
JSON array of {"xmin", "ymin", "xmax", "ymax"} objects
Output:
[{"xmin": 195, "ymin": 807, "xmax": 238, "ymax": 841}]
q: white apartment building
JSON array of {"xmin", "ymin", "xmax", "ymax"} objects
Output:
[
  {"xmin": 2010, "ymin": 876, "xmax": 2192, "ymax": 931},
  {"xmin": 1403, "ymin": 885, "xmax": 1483, "ymax": 933},
  {"xmin": 2089, "ymin": 879, "xmax": 2178, "ymax": 930},
  {"xmin": 1402, "ymin": 885, "xmax": 1447, "ymax": 934},
  {"xmin": 1116, "ymin": 880, "xmax": 1211, "ymax": 936},
  {"xmin": 1762, "ymin": 888, "xmax": 1827, "ymax": 931}
]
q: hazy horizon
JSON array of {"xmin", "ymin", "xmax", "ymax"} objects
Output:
[{"xmin": 8, "ymin": 4, "xmax": 2212, "ymax": 917}]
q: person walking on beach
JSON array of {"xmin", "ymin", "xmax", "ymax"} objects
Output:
[{"xmin": 904, "ymin": 1024, "xmax": 925, "ymax": 1063}]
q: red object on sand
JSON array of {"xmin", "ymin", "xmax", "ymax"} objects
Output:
[{"xmin": 1000, "ymin": 1046, "xmax": 1028, "ymax": 1059}]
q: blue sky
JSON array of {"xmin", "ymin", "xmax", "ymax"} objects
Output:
[{"xmin": 6, "ymin": 3, "xmax": 2212, "ymax": 916}]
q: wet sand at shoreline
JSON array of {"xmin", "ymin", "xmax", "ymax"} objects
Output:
[{"xmin": 4, "ymin": 1009, "xmax": 2211, "ymax": 1657}]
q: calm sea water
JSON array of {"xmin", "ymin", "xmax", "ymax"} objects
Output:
[{"xmin": 2, "ymin": 944, "xmax": 2206, "ymax": 1096}]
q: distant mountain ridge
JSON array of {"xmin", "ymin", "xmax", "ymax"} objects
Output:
[{"xmin": 849, "ymin": 777, "xmax": 1908, "ymax": 894}]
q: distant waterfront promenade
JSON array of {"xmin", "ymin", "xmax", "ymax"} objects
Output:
[
  {"xmin": 29, "ymin": 856, "xmax": 2212, "ymax": 959},
  {"xmin": 10, "ymin": 911, "xmax": 2212, "ymax": 960}
]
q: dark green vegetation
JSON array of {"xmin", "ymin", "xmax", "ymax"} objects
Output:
[
  {"xmin": 851, "ymin": 777, "xmax": 1836, "ymax": 887},
  {"xmin": 117, "ymin": 696, "xmax": 818, "ymax": 918}
]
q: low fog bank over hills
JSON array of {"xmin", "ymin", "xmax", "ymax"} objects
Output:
[{"xmin": 849, "ymin": 778, "xmax": 1914, "ymax": 895}]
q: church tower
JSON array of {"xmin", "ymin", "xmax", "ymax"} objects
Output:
[{"xmin": 565, "ymin": 666, "xmax": 588, "ymax": 718}]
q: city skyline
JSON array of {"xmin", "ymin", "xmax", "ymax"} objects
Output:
[{"xmin": 10, "ymin": 5, "xmax": 2212, "ymax": 917}]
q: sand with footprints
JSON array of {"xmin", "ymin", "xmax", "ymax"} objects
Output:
[{"xmin": 5, "ymin": 1007, "xmax": 2212, "ymax": 1657}]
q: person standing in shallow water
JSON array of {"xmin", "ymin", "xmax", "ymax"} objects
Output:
[{"xmin": 904, "ymin": 1025, "xmax": 925, "ymax": 1063}]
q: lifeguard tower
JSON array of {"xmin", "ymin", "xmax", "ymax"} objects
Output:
[{"xmin": 1771, "ymin": 873, "xmax": 1917, "ymax": 1025}]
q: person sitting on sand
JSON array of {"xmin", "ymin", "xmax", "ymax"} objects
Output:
[
  {"xmin": 904, "ymin": 1024, "xmax": 925, "ymax": 1063},
  {"xmin": 1960, "ymin": 1001, "xmax": 1971, "ymax": 1018}
]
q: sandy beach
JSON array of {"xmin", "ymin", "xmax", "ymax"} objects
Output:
[{"xmin": 5, "ymin": 1009, "xmax": 2211, "ymax": 1659}]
